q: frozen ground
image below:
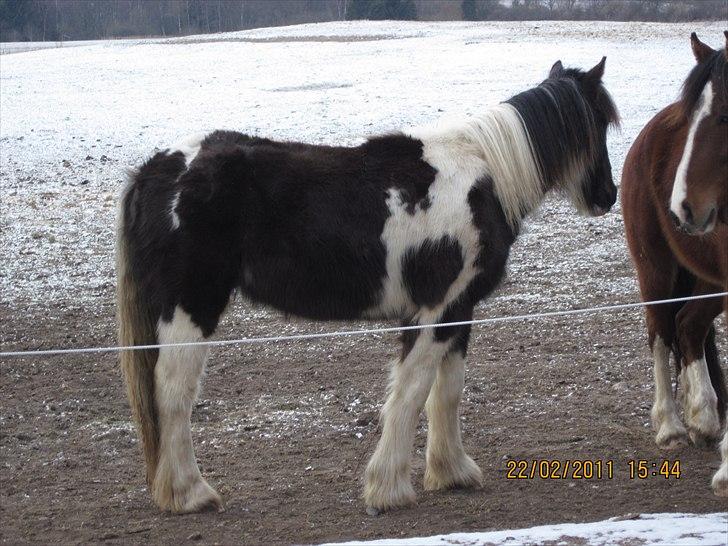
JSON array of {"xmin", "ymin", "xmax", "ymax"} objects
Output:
[{"xmin": 1, "ymin": 20, "xmax": 727, "ymax": 546}]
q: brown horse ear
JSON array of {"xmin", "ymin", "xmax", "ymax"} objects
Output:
[
  {"xmin": 549, "ymin": 60, "xmax": 563, "ymax": 78},
  {"xmin": 585, "ymin": 56, "xmax": 606, "ymax": 83},
  {"xmin": 690, "ymin": 32, "xmax": 715, "ymax": 63}
]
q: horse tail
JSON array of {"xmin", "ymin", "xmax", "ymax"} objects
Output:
[
  {"xmin": 116, "ymin": 175, "xmax": 160, "ymax": 487},
  {"xmin": 705, "ymin": 326, "xmax": 727, "ymax": 425}
]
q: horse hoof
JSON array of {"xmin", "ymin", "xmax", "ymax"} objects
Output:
[
  {"xmin": 179, "ymin": 480, "xmax": 225, "ymax": 513},
  {"xmin": 424, "ymin": 454, "xmax": 483, "ymax": 491},
  {"xmin": 712, "ymin": 470, "xmax": 728, "ymax": 497},
  {"xmin": 655, "ymin": 430, "xmax": 689, "ymax": 451},
  {"xmin": 155, "ymin": 476, "xmax": 224, "ymax": 514},
  {"xmin": 366, "ymin": 506, "xmax": 381, "ymax": 516}
]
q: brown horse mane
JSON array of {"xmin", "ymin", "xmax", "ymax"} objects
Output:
[{"xmin": 666, "ymin": 46, "xmax": 727, "ymax": 128}]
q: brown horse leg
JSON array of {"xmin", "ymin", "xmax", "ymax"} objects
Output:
[{"xmin": 675, "ymin": 281, "xmax": 724, "ymax": 447}]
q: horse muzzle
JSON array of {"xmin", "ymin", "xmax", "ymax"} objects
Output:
[{"xmin": 669, "ymin": 203, "xmax": 717, "ymax": 235}]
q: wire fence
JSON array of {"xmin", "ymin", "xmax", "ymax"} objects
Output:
[{"xmin": 1, "ymin": 292, "xmax": 726, "ymax": 359}]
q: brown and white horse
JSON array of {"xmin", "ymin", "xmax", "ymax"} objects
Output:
[{"xmin": 621, "ymin": 32, "xmax": 728, "ymax": 497}]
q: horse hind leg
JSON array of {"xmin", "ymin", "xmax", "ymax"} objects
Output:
[
  {"xmin": 424, "ymin": 328, "xmax": 482, "ymax": 491},
  {"xmin": 152, "ymin": 306, "xmax": 223, "ymax": 513},
  {"xmin": 675, "ymin": 287, "xmax": 724, "ymax": 447}
]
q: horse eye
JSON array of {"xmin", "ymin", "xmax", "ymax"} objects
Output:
[{"xmin": 719, "ymin": 115, "xmax": 728, "ymax": 124}]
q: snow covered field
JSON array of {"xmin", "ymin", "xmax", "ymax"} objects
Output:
[
  {"xmin": 1, "ymin": 19, "xmax": 725, "ymax": 311},
  {"xmin": 1, "ymin": 20, "xmax": 727, "ymax": 546}
]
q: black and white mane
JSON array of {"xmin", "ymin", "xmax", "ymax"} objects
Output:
[{"xmin": 117, "ymin": 59, "xmax": 618, "ymax": 514}]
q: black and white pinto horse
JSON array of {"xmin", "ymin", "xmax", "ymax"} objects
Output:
[{"xmin": 117, "ymin": 58, "xmax": 619, "ymax": 514}]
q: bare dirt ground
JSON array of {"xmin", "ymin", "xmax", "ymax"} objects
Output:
[{"xmin": 1, "ymin": 243, "xmax": 726, "ymax": 545}]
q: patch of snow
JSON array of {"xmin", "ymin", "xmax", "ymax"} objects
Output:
[{"xmin": 322, "ymin": 512, "xmax": 728, "ymax": 546}]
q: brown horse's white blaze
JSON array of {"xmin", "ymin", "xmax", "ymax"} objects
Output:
[
  {"xmin": 670, "ymin": 81, "xmax": 717, "ymax": 233},
  {"xmin": 117, "ymin": 59, "xmax": 618, "ymax": 514},
  {"xmin": 623, "ymin": 31, "xmax": 728, "ymax": 497}
]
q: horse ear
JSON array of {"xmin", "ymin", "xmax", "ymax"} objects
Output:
[
  {"xmin": 690, "ymin": 32, "xmax": 715, "ymax": 63},
  {"xmin": 724, "ymin": 30, "xmax": 728, "ymax": 58},
  {"xmin": 585, "ymin": 56, "xmax": 606, "ymax": 83},
  {"xmin": 549, "ymin": 60, "xmax": 563, "ymax": 78}
]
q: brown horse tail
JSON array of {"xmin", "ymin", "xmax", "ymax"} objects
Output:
[
  {"xmin": 116, "ymin": 179, "xmax": 160, "ymax": 487},
  {"xmin": 705, "ymin": 326, "xmax": 727, "ymax": 426}
]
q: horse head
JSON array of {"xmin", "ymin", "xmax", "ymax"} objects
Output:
[
  {"xmin": 549, "ymin": 57, "xmax": 620, "ymax": 216},
  {"xmin": 669, "ymin": 32, "xmax": 728, "ymax": 235}
]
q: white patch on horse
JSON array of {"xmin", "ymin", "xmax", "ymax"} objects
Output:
[
  {"xmin": 670, "ymin": 81, "xmax": 714, "ymax": 221},
  {"xmin": 169, "ymin": 191, "xmax": 181, "ymax": 230},
  {"xmin": 650, "ymin": 336, "xmax": 687, "ymax": 449},
  {"xmin": 366, "ymin": 124, "xmax": 484, "ymax": 320},
  {"xmin": 169, "ymin": 132, "xmax": 206, "ymax": 168},
  {"xmin": 153, "ymin": 306, "xmax": 222, "ymax": 512},
  {"xmin": 682, "ymin": 355, "xmax": 721, "ymax": 443}
]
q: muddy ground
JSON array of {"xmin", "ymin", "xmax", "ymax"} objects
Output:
[{"xmin": 2, "ymin": 244, "xmax": 726, "ymax": 545}]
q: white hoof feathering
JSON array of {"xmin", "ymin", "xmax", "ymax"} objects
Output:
[
  {"xmin": 363, "ymin": 459, "xmax": 417, "ymax": 513},
  {"xmin": 153, "ymin": 471, "xmax": 224, "ymax": 513},
  {"xmin": 424, "ymin": 452, "xmax": 482, "ymax": 491},
  {"xmin": 682, "ymin": 359, "xmax": 721, "ymax": 445}
]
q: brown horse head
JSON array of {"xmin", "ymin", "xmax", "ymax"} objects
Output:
[{"xmin": 669, "ymin": 32, "xmax": 728, "ymax": 235}]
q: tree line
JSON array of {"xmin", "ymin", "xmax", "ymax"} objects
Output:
[{"xmin": 1, "ymin": 0, "xmax": 724, "ymax": 43}]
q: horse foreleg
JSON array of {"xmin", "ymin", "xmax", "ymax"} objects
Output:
[
  {"xmin": 152, "ymin": 307, "xmax": 223, "ymax": 513},
  {"xmin": 363, "ymin": 328, "xmax": 447, "ymax": 514},
  {"xmin": 424, "ymin": 341, "xmax": 482, "ymax": 491},
  {"xmin": 651, "ymin": 335, "xmax": 689, "ymax": 449}
]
